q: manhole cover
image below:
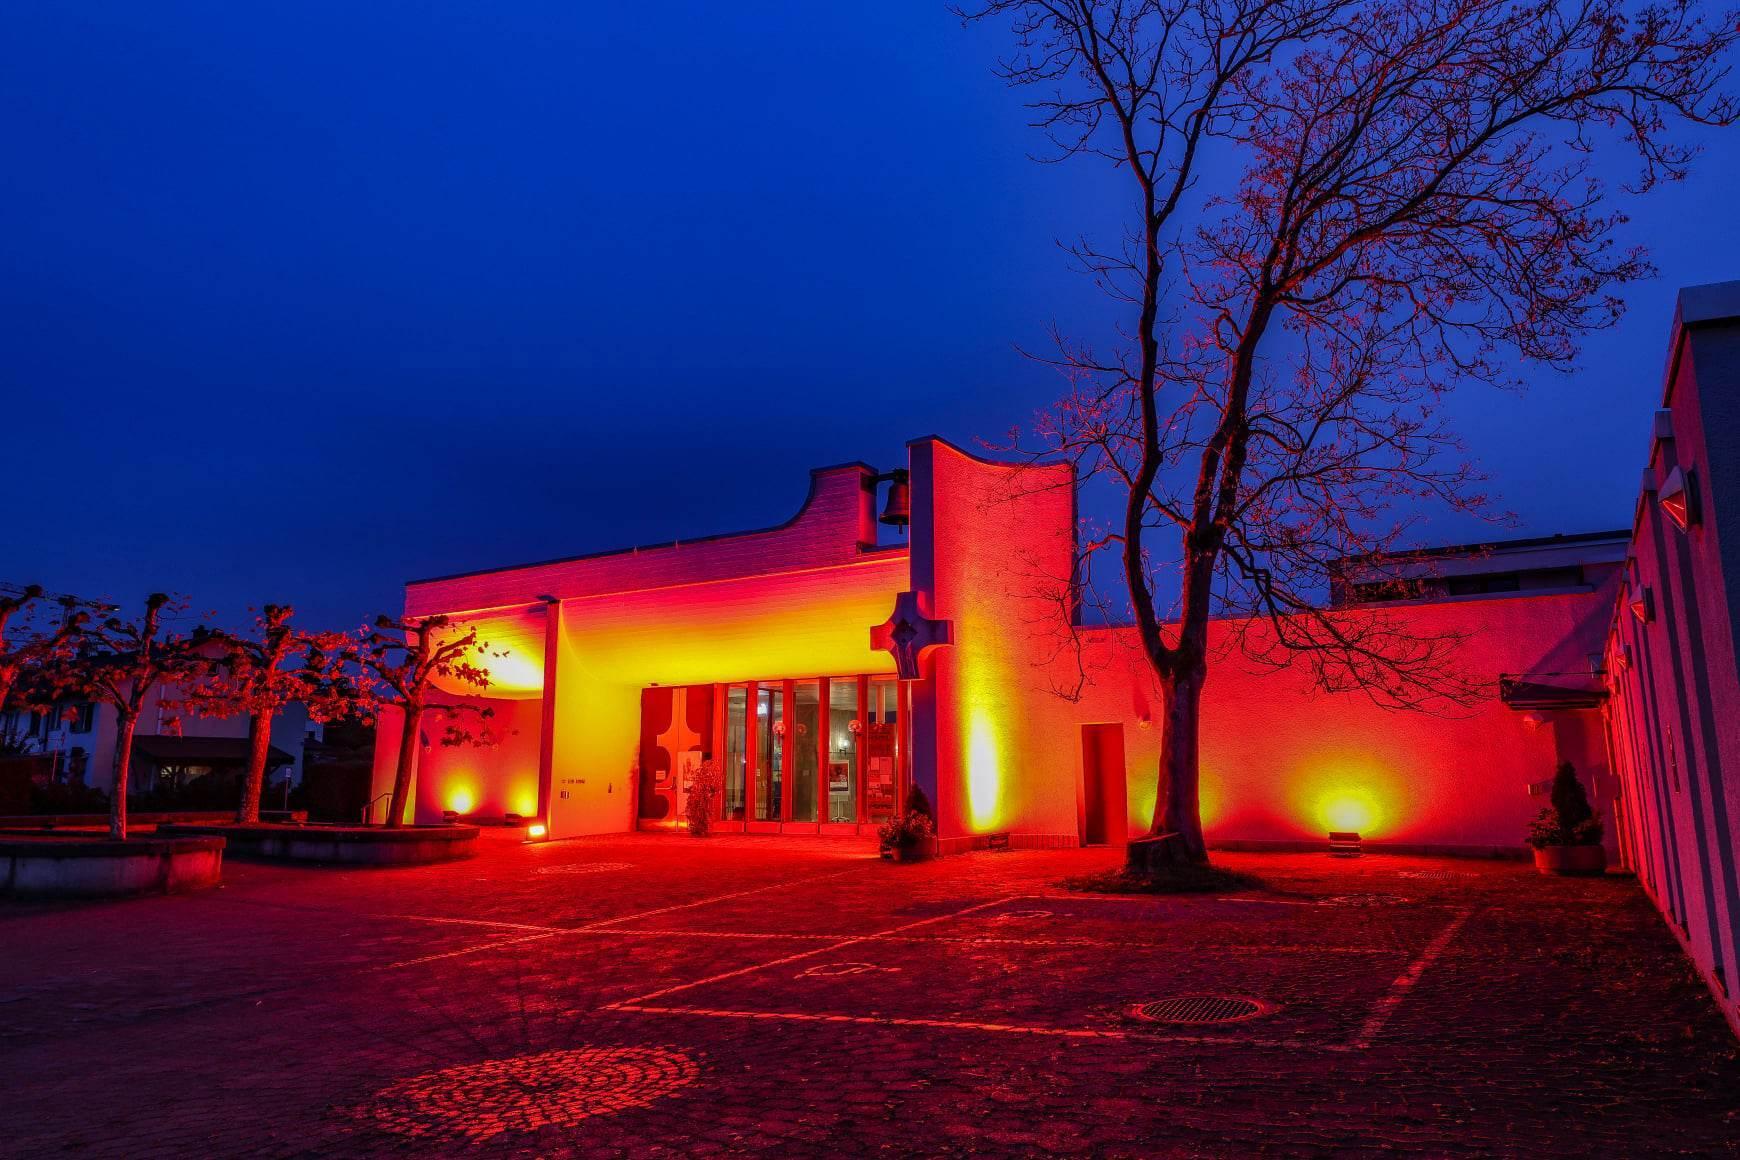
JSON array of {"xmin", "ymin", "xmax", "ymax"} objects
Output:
[
  {"xmin": 354, "ymin": 1045, "xmax": 698, "ymax": 1141},
  {"xmin": 536, "ymin": 862, "xmax": 633, "ymax": 876},
  {"xmin": 1131, "ymin": 995, "xmax": 1270, "ymax": 1025}
]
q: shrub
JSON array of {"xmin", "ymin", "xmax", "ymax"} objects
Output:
[
  {"xmin": 683, "ymin": 758, "xmax": 722, "ymax": 837},
  {"xmin": 1528, "ymin": 761, "xmax": 1603, "ymax": 849},
  {"xmin": 878, "ymin": 784, "xmax": 936, "ymax": 852}
]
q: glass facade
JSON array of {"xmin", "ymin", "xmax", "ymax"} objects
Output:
[{"xmin": 650, "ymin": 673, "xmax": 906, "ymax": 826}]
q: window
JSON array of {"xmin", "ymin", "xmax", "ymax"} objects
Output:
[
  {"xmin": 866, "ymin": 678, "xmax": 901, "ymax": 823},
  {"xmin": 68, "ymin": 703, "xmax": 94, "ymax": 734},
  {"xmin": 792, "ymin": 680, "xmax": 820, "ymax": 823},
  {"xmin": 723, "ymin": 685, "xmax": 748, "ymax": 820},
  {"xmin": 753, "ymin": 684, "xmax": 783, "ymax": 821},
  {"xmin": 826, "ymin": 679, "xmax": 859, "ymax": 823}
]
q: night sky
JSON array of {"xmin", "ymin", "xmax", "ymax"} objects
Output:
[{"xmin": 5, "ymin": 2, "xmax": 1737, "ymax": 632}]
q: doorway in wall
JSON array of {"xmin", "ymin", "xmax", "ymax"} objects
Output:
[{"xmin": 1080, "ymin": 723, "xmax": 1128, "ymax": 846}]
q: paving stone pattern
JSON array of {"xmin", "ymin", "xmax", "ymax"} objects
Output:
[{"xmin": 1, "ymin": 831, "xmax": 1736, "ymax": 1157}]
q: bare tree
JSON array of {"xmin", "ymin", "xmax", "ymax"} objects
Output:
[
  {"xmin": 354, "ymin": 615, "xmax": 498, "ymax": 828},
  {"xmin": 959, "ymin": 0, "xmax": 1738, "ymax": 868},
  {"xmin": 54, "ymin": 594, "xmax": 212, "ymax": 840}
]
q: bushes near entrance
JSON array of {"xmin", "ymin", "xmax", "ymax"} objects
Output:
[
  {"xmin": 879, "ymin": 785, "xmax": 936, "ymax": 858},
  {"xmin": 1528, "ymin": 761, "xmax": 1603, "ymax": 849},
  {"xmin": 684, "ymin": 759, "xmax": 723, "ymax": 836}
]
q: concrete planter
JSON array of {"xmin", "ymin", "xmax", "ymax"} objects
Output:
[
  {"xmin": 156, "ymin": 822, "xmax": 478, "ymax": 866},
  {"xmin": 1, "ymin": 835, "xmax": 224, "ymax": 899},
  {"xmin": 1533, "ymin": 844, "xmax": 1608, "ymax": 876}
]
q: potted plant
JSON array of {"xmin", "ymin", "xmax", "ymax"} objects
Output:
[
  {"xmin": 878, "ymin": 785, "xmax": 936, "ymax": 862},
  {"xmin": 1528, "ymin": 761, "xmax": 1606, "ymax": 875},
  {"xmin": 684, "ymin": 758, "xmax": 723, "ymax": 837}
]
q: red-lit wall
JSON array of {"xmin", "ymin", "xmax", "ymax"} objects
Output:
[
  {"xmin": 911, "ymin": 438, "xmax": 1081, "ymax": 849},
  {"xmin": 1063, "ymin": 591, "xmax": 1616, "ymax": 852},
  {"xmin": 1604, "ymin": 282, "xmax": 1740, "ymax": 1038}
]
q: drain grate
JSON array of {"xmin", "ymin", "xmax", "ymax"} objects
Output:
[{"xmin": 1131, "ymin": 995, "xmax": 1269, "ymax": 1025}]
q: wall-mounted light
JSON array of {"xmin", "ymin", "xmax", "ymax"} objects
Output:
[
  {"xmin": 1659, "ymin": 466, "xmax": 1702, "ymax": 530},
  {"xmin": 1630, "ymin": 586, "xmax": 1655, "ymax": 624}
]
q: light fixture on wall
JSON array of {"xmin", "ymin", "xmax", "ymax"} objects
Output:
[
  {"xmin": 1630, "ymin": 585, "xmax": 1655, "ymax": 624},
  {"xmin": 1659, "ymin": 466, "xmax": 1702, "ymax": 530}
]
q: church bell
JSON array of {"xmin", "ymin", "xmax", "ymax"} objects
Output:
[{"xmin": 878, "ymin": 469, "xmax": 910, "ymax": 529}]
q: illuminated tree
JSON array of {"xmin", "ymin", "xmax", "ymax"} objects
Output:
[
  {"xmin": 53, "ymin": 594, "xmax": 212, "ymax": 840},
  {"xmin": 184, "ymin": 605, "xmax": 356, "ymax": 824},
  {"xmin": 0, "ymin": 588, "xmax": 94, "ymax": 758},
  {"xmin": 961, "ymin": 0, "xmax": 1738, "ymax": 868},
  {"xmin": 0, "ymin": 586, "xmax": 47, "ymax": 739},
  {"xmin": 354, "ymin": 615, "xmax": 498, "ymax": 828}
]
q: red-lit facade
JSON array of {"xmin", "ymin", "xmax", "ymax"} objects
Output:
[{"xmin": 376, "ymin": 436, "xmax": 1623, "ymax": 858}]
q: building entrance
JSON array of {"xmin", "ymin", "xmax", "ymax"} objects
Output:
[{"xmin": 638, "ymin": 675, "xmax": 909, "ymax": 831}]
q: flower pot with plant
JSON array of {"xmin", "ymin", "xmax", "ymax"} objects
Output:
[
  {"xmin": 1527, "ymin": 761, "xmax": 1606, "ymax": 875},
  {"xmin": 878, "ymin": 786, "xmax": 937, "ymax": 862}
]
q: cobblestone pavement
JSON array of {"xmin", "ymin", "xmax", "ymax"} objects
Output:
[{"xmin": 3, "ymin": 831, "xmax": 1737, "ymax": 1158}]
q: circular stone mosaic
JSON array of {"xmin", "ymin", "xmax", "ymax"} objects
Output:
[
  {"xmin": 536, "ymin": 862, "xmax": 634, "ymax": 876},
  {"xmin": 357, "ymin": 1045, "xmax": 699, "ymax": 1141}
]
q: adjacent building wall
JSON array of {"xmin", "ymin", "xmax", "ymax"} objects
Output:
[{"xmin": 1605, "ymin": 281, "xmax": 1740, "ymax": 1037}]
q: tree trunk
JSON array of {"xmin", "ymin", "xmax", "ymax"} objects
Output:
[
  {"xmin": 1126, "ymin": 668, "xmax": 1210, "ymax": 872},
  {"xmin": 111, "ymin": 712, "xmax": 137, "ymax": 841},
  {"xmin": 236, "ymin": 712, "xmax": 273, "ymax": 824},
  {"xmin": 385, "ymin": 705, "xmax": 420, "ymax": 829}
]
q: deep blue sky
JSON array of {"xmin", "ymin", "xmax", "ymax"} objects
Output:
[{"xmin": 4, "ymin": 2, "xmax": 1736, "ymax": 631}]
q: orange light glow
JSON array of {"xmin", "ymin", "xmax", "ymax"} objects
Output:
[
  {"xmin": 447, "ymin": 787, "xmax": 476, "ymax": 815},
  {"xmin": 526, "ymin": 823, "xmax": 548, "ymax": 840},
  {"xmin": 1197, "ymin": 774, "xmax": 1222, "ymax": 830},
  {"xmin": 967, "ymin": 713, "xmax": 1002, "ymax": 830},
  {"xmin": 1318, "ymin": 788, "xmax": 1380, "ymax": 835}
]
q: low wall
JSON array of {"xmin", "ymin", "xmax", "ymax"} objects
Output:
[
  {"xmin": 0, "ymin": 836, "xmax": 225, "ymax": 899},
  {"xmin": 0, "ymin": 809, "xmax": 307, "ymax": 830},
  {"xmin": 158, "ymin": 823, "xmax": 478, "ymax": 866}
]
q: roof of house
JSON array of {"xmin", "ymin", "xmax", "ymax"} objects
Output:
[{"xmin": 131, "ymin": 735, "xmax": 294, "ymax": 768}]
